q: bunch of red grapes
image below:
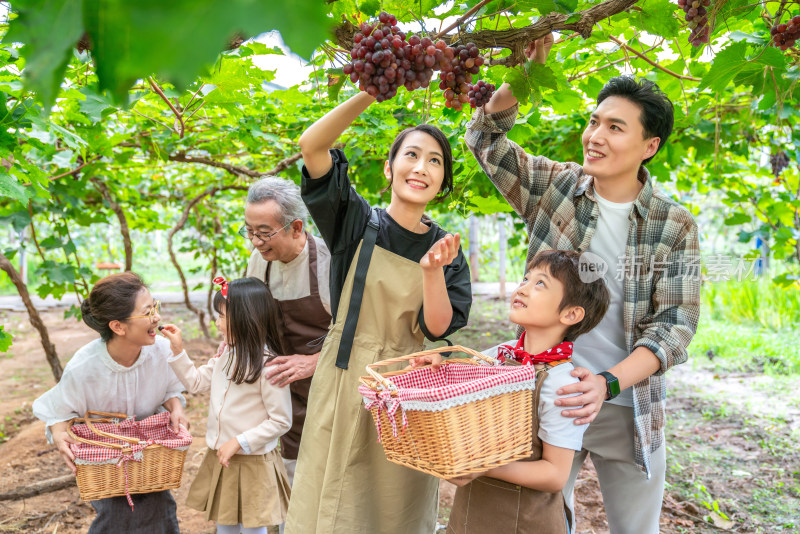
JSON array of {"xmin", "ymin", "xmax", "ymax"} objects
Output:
[
  {"xmin": 771, "ymin": 15, "xmax": 800, "ymax": 51},
  {"xmin": 677, "ymin": 0, "xmax": 711, "ymax": 46},
  {"xmin": 343, "ymin": 11, "xmax": 495, "ymax": 109}
]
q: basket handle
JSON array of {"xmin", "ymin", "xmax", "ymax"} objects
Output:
[
  {"xmin": 66, "ymin": 411, "xmax": 140, "ymax": 450},
  {"xmin": 364, "ymin": 345, "xmax": 494, "ymax": 391}
]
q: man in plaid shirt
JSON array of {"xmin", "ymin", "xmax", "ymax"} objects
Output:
[{"xmin": 465, "ymin": 35, "xmax": 700, "ymax": 534}]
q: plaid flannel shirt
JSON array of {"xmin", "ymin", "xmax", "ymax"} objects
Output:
[{"xmin": 466, "ymin": 104, "xmax": 701, "ymax": 477}]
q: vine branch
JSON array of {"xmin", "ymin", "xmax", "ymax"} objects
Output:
[
  {"xmin": 608, "ymin": 35, "xmax": 702, "ymax": 81},
  {"xmin": 148, "ymin": 77, "xmax": 185, "ymax": 138}
]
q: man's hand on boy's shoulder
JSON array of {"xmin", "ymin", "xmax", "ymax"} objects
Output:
[{"xmin": 554, "ymin": 367, "xmax": 606, "ymax": 425}]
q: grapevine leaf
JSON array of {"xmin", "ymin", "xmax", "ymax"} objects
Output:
[
  {"xmin": 505, "ymin": 68, "xmax": 532, "ymax": 106},
  {"xmin": 82, "ymin": 0, "xmax": 331, "ymax": 105},
  {"xmin": 4, "ymin": 0, "xmax": 85, "ymax": 111},
  {"xmin": 630, "ymin": 0, "xmax": 681, "ymax": 39},
  {"xmin": 0, "ymin": 172, "xmax": 32, "ymax": 203},
  {"xmin": 327, "ymin": 73, "xmax": 348, "ymax": 102},
  {"xmin": 358, "ymin": 0, "xmax": 381, "ymax": 17},
  {"xmin": 518, "ymin": 0, "xmax": 573, "ymax": 15},
  {"xmin": 469, "ymin": 195, "xmax": 515, "ymax": 214},
  {"xmin": 724, "ymin": 213, "xmax": 751, "ymax": 225},
  {"xmin": 699, "ymin": 42, "xmax": 748, "ymax": 93},
  {"xmin": 728, "ymin": 31, "xmax": 765, "ymax": 45},
  {"xmin": 750, "ymin": 47, "xmax": 786, "ymax": 69},
  {"xmin": 526, "ymin": 62, "xmax": 559, "ymax": 91},
  {"xmin": 79, "ymin": 89, "xmax": 117, "ymax": 122}
]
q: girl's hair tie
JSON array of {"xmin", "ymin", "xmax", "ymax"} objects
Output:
[{"xmin": 213, "ymin": 276, "xmax": 229, "ymax": 298}]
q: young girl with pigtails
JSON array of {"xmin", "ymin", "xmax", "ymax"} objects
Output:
[{"xmin": 159, "ymin": 277, "xmax": 292, "ymax": 534}]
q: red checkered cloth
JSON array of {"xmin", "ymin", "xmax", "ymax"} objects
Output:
[
  {"xmin": 70, "ymin": 412, "xmax": 192, "ymax": 508},
  {"xmin": 358, "ymin": 362, "xmax": 538, "ymax": 439}
]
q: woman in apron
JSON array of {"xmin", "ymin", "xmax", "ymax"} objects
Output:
[{"xmin": 284, "ymin": 91, "xmax": 472, "ymax": 534}]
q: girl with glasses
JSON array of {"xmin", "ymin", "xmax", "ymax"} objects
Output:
[{"xmin": 32, "ymin": 272, "xmax": 186, "ymax": 534}]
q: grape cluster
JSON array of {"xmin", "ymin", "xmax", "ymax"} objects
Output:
[
  {"xmin": 438, "ymin": 43, "xmax": 484, "ymax": 111},
  {"xmin": 771, "ymin": 15, "xmax": 800, "ymax": 51},
  {"xmin": 468, "ymin": 80, "xmax": 496, "ymax": 108},
  {"xmin": 677, "ymin": 0, "xmax": 711, "ymax": 46},
  {"xmin": 343, "ymin": 13, "xmax": 492, "ymax": 110},
  {"xmin": 342, "ymin": 12, "xmax": 435, "ymax": 102},
  {"xmin": 770, "ymin": 151, "xmax": 790, "ymax": 178}
]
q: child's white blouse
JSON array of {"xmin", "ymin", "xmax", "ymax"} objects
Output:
[{"xmin": 32, "ymin": 337, "xmax": 186, "ymax": 441}]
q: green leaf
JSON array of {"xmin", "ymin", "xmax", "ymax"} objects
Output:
[
  {"xmin": 82, "ymin": 0, "xmax": 331, "ymax": 104},
  {"xmin": 327, "ymin": 72, "xmax": 348, "ymax": 102},
  {"xmin": 631, "ymin": 0, "xmax": 681, "ymax": 39},
  {"xmin": 700, "ymin": 42, "xmax": 748, "ymax": 93},
  {"xmin": 0, "ymin": 173, "xmax": 32, "ymax": 203},
  {"xmin": 358, "ymin": 0, "xmax": 381, "ymax": 17},
  {"xmin": 79, "ymin": 88, "xmax": 117, "ymax": 122},
  {"xmin": 724, "ymin": 212, "xmax": 751, "ymax": 225},
  {"xmin": 469, "ymin": 196, "xmax": 515, "ymax": 214},
  {"xmin": 517, "ymin": 0, "xmax": 573, "ymax": 14},
  {"xmin": 526, "ymin": 62, "xmax": 559, "ymax": 91},
  {"xmin": 0, "ymin": 326, "xmax": 12, "ymax": 353},
  {"xmin": 4, "ymin": 0, "xmax": 85, "ymax": 110},
  {"xmin": 728, "ymin": 31, "xmax": 766, "ymax": 45},
  {"xmin": 505, "ymin": 68, "xmax": 533, "ymax": 106}
]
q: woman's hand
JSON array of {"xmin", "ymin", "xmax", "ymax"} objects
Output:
[
  {"xmin": 524, "ymin": 34, "xmax": 555, "ymax": 64},
  {"xmin": 217, "ymin": 438, "xmax": 242, "ymax": 467},
  {"xmin": 158, "ymin": 324, "xmax": 184, "ymax": 356},
  {"xmin": 420, "ymin": 233, "xmax": 460, "ymax": 272},
  {"xmin": 50, "ymin": 421, "xmax": 77, "ymax": 475},
  {"xmin": 163, "ymin": 397, "xmax": 189, "ymax": 433}
]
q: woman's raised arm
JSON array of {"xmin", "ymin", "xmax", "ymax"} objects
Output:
[{"xmin": 298, "ymin": 92, "xmax": 376, "ymax": 179}]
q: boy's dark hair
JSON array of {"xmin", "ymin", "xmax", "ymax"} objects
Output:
[
  {"xmin": 596, "ymin": 76, "xmax": 674, "ymax": 165},
  {"xmin": 213, "ymin": 277, "xmax": 287, "ymax": 385},
  {"xmin": 81, "ymin": 272, "xmax": 147, "ymax": 341},
  {"xmin": 387, "ymin": 124, "xmax": 453, "ymax": 198},
  {"xmin": 528, "ymin": 250, "xmax": 610, "ymax": 342}
]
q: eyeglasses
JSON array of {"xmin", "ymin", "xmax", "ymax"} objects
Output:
[
  {"xmin": 238, "ymin": 221, "xmax": 295, "ymax": 242},
  {"xmin": 127, "ymin": 300, "xmax": 161, "ymax": 321}
]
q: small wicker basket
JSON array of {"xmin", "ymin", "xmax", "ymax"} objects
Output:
[
  {"xmin": 359, "ymin": 345, "xmax": 535, "ymax": 479},
  {"xmin": 67, "ymin": 411, "xmax": 188, "ymax": 502}
]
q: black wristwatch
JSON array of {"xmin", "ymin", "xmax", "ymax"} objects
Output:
[{"xmin": 598, "ymin": 371, "xmax": 621, "ymax": 400}]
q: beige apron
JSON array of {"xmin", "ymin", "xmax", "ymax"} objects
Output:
[
  {"xmin": 285, "ymin": 243, "xmax": 439, "ymax": 534},
  {"xmin": 447, "ymin": 364, "xmax": 572, "ymax": 534}
]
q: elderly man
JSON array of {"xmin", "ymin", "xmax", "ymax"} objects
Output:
[{"xmin": 242, "ymin": 177, "xmax": 332, "ymax": 486}]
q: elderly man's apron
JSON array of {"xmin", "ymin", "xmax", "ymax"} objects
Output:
[
  {"xmin": 264, "ymin": 234, "xmax": 332, "ymax": 460},
  {"xmin": 285, "ymin": 243, "xmax": 438, "ymax": 534},
  {"xmin": 447, "ymin": 365, "xmax": 572, "ymax": 534}
]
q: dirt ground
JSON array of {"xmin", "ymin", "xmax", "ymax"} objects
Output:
[{"xmin": 1, "ymin": 299, "xmax": 797, "ymax": 533}]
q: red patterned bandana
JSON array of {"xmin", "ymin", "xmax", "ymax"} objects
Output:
[{"xmin": 497, "ymin": 332, "xmax": 573, "ymax": 365}]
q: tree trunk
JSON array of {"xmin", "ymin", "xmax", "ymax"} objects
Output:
[
  {"xmin": 497, "ymin": 214, "xmax": 507, "ymax": 300},
  {"xmin": 92, "ymin": 178, "xmax": 133, "ymax": 271},
  {"xmin": 469, "ymin": 216, "xmax": 480, "ymax": 282},
  {"xmin": 0, "ymin": 252, "xmax": 63, "ymax": 382}
]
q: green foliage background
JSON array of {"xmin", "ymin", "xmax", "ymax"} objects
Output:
[{"xmin": 0, "ymin": 0, "xmax": 799, "ymax": 341}]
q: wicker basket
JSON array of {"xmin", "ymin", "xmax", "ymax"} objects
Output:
[
  {"xmin": 67, "ymin": 411, "xmax": 188, "ymax": 502},
  {"xmin": 358, "ymin": 345, "xmax": 535, "ymax": 479}
]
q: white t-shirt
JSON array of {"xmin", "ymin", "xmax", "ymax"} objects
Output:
[
  {"xmin": 246, "ymin": 235, "xmax": 332, "ymax": 315},
  {"xmin": 572, "ymin": 191, "xmax": 634, "ymax": 407},
  {"xmin": 483, "ymin": 343, "xmax": 587, "ymax": 451},
  {"xmin": 32, "ymin": 337, "xmax": 185, "ymax": 441}
]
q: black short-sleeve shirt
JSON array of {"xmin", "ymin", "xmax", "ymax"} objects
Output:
[{"xmin": 301, "ymin": 149, "xmax": 471, "ymax": 340}]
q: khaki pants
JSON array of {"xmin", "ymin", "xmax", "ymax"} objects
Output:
[{"xmin": 563, "ymin": 403, "xmax": 666, "ymax": 534}]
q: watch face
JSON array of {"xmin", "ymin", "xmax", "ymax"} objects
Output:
[{"xmin": 608, "ymin": 378, "xmax": 621, "ymax": 397}]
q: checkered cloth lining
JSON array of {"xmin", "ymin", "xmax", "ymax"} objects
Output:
[
  {"xmin": 358, "ymin": 362, "xmax": 538, "ymax": 439},
  {"xmin": 70, "ymin": 411, "xmax": 192, "ymax": 465}
]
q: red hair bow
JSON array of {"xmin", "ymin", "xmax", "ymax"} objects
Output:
[{"xmin": 213, "ymin": 277, "xmax": 228, "ymax": 298}]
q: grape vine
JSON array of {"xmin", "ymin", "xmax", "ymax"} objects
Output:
[{"xmin": 677, "ymin": 0, "xmax": 712, "ymax": 46}]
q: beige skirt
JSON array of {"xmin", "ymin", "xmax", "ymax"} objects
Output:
[{"xmin": 187, "ymin": 447, "xmax": 290, "ymax": 528}]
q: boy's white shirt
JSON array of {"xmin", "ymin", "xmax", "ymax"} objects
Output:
[
  {"xmin": 483, "ymin": 343, "xmax": 587, "ymax": 451},
  {"xmin": 571, "ymin": 190, "xmax": 635, "ymax": 407},
  {"xmin": 168, "ymin": 348, "xmax": 292, "ymax": 454}
]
